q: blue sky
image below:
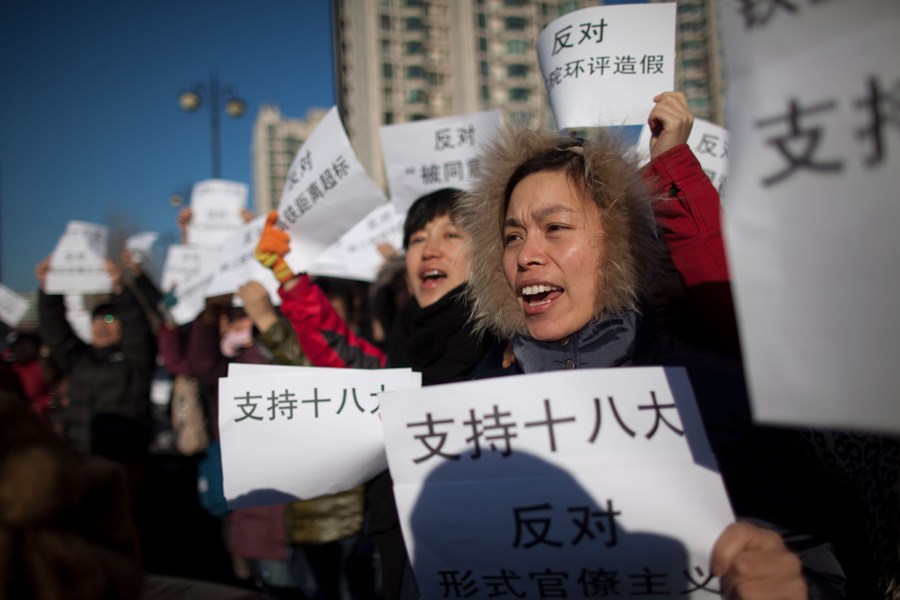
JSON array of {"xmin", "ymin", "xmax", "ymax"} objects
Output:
[{"xmin": 0, "ymin": 0, "xmax": 335, "ymax": 292}]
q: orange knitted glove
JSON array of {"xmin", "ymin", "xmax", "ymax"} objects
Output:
[{"xmin": 255, "ymin": 211, "xmax": 295, "ymax": 284}]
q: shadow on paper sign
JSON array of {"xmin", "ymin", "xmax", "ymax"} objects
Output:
[
  {"xmin": 408, "ymin": 450, "xmax": 716, "ymax": 598},
  {"xmin": 227, "ymin": 488, "xmax": 302, "ymax": 510}
]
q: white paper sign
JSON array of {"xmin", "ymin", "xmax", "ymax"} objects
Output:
[
  {"xmin": 380, "ymin": 110, "xmax": 501, "ymax": 215},
  {"xmin": 203, "ymin": 215, "xmax": 281, "ymax": 304},
  {"xmin": 637, "ymin": 118, "xmax": 730, "ymax": 203},
  {"xmin": 722, "ymin": 8, "xmax": 900, "ymax": 432},
  {"xmin": 125, "ymin": 231, "xmax": 158, "ymax": 262},
  {"xmin": 307, "ymin": 203, "xmax": 405, "ymax": 283},
  {"xmin": 275, "ymin": 107, "xmax": 388, "ymax": 274},
  {"xmin": 720, "ymin": 0, "xmax": 893, "ymax": 81},
  {"xmin": 0, "ymin": 284, "xmax": 29, "ymax": 327},
  {"xmin": 537, "ymin": 4, "xmax": 676, "ymax": 129},
  {"xmin": 381, "ymin": 368, "xmax": 734, "ymax": 599},
  {"xmin": 187, "ymin": 179, "xmax": 248, "ymax": 249},
  {"xmin": 45, "ymin": 221, "xmax": 111, "ymax": 294},
  {"xmin": 160, "ymin": 244, "xmax": 220, "ymax": 325},
  {"xmin": 65, "ymin": 293, "xmax": 93, "ymax": 344},
  {"xmin": 218, "ymin": 366, "xmax": 420, "ymax": 508}
]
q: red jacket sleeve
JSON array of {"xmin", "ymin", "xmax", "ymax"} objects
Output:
[
  {"xmin": 642, "ymin": 144, "xmax": 741, "ymax": 359},
  {"xmin": 157, "ymin": 324, "xmax": 192, "ymax": 377},
  {"xmin": 278, "ymin": 274, "xmax": 386, "ymax": 369}
]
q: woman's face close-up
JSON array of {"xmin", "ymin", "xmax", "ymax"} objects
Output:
[
  {"xmin": 502, "ymin": 170, "xmax": 605, "ymax": 342},
  {"xmin": 405, "ymin": 213, "xmax": 470, "ymax": 308}
]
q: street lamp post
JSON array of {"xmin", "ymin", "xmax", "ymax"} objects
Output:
[{"xmin": 178, "ymin": 71, "xmax": 246, "ymax": 179}]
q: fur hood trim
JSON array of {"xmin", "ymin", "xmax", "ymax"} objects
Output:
[{"xmin": 457, "ymin": 126, "xmax": 660, "ymax": 340}]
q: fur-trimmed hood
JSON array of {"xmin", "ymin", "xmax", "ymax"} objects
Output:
[{"xmin": 457, "ymin": 126, "xmax": 660, "ymax": 341}]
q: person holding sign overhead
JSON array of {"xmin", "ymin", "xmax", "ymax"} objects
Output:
[{"xmin": 456, "ymin": 118, "xmax": 846, "ymax": 598}]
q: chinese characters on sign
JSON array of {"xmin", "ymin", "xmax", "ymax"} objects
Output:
[
  {"xmin": 381, "ymin": 110, "xmax": 501, "ymax": 215},
  {"xmin": 218, "ymin": 365, "xmax": 419, "ymax": 508},
  {"xmin": 275, "ymin": 107, "xmax": 387, "ymax": 275},
  {"xmin": 737, "ymin": 0, "xmax": 834, "ymax": 31},
  {"xmin": 722, "ymin": 2, "xmax": 900, "ymax": 432},
  {"xmin": 381, "ymin": 368, "xmax": 734, "ymax": 599},
  {"xmin": 431, "ymin": 562, "xmax": 718, "ymax": 598},
  {"xmin": 637, "ymin": 118, "xmax": 730, "ymax": 202},
  {"xmin": 45, "ymin": 221, "xmax": 112, "ymax": 294},
  {"xmin": 277, "ymin": 154, "xmax": 352, "ymax": 229},
  {"xmin": 406, "ymin": 392, "xmax": 684, "ymax": 465},
  {"xmin": 537, "ymin": 4, "xmax": 676, "ymax": 129},
  {"xmin": 754, "ymin": 74, "xmax": 898, "ymax": 187}
]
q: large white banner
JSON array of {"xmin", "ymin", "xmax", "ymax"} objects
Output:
[
  {"xmin": 380, "ymin": 110, "xmax": 501, "ymax": 215},
  {"xmin": 218, "ymin": 364, "xmax": 420, "ymax": 509},
  {"xmin": 44, "ymin": 221, "xmax": 111, "ymax": 295},
  {"xmin": 381, "ymin": 368, "xmax": 734, "ymax": 599},
  {"xmin": 276, "ymin": 106, "xmax": 388, "ymax": 274},
  {"xmin": 721, "ymin": 2, "xmax": 900, "ymax": 432},
  {"xmin": 186, "ymin": 179, "xmax": 248, "ymax": 249},
  {"xmin": 537, "ymin": 4, "xmax": 676, "ymax": 130}
]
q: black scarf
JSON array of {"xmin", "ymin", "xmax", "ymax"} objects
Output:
[{"xmin": 387, "ymin": 283, "xmax": 496, "ymax": 386}]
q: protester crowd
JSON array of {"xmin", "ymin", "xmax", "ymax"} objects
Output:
[{"xmin": 1, "ymin": 90, "xmax": 898, "ymax": 600}]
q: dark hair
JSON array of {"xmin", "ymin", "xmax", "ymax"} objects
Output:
[
  {"xmin": 402, "ymin": 188, "xmax": 464, "ymax": 249},
  {"xmin": 90, "ymin": 303, "xmax": 117, "ymax": 320},
  {"xmin": 501, "ymin": 138, "xmax": 587, "ymax": 229}
]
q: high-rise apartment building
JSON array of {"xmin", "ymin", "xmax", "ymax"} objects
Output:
[
  {"xmin": 251, "ymin": 105, "xmax": 329, "ymax": 215},
  {"xmin": 669, "ymin": 0, "xmax": 724, "ymax": 125},
  {"xmin": 334, "ymin": 0, "xmax": 602, "ymax": 188}
]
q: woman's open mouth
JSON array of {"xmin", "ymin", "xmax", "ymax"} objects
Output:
[
  {"xmin": 420, "ymin": 269, "xmax": 447, "ymax": 288},
  {"xmin": 521, "ymin": 284, "xmax": 562, "ymax": 307}
]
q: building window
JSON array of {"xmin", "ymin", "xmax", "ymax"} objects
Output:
[
  {"xmin": 384, "ymin": 111, "xmax": 395, "ymax": 124},
  {"xmin": 507, "ymin": 64, "xmax": 528, "ymax": 78},
  {"xmin": 479, "ymin": 37, "xmax": 488, "ymax": 52},
  {"xmin": 380, "ymin": 14, "xmax": 392, "ymax": 31},
  {"xmin": 383, "ymin": 87, "xmax": 394, "ymax": 103},
  {"xmin": 383, "ymin": 63, "xmax": 394, "ymax": 79},
  {"xmin": 477, "ymin": 13, "xmax": 486, "ymax": 28},
  {"xmin": 406, "ymin": 65, "xmax": 427, "ymax": 79},
  {"xmin": 504, "ymin": 0, "xmax": 526, "ymax": 6},
  {"xmin": 405, "ymin": 40, "xmax": 425, "ymax": 55},
  {"xmin": 481, "ymin": 85, "xmax": 491, "ymax": 101},
  {"xmin": 505, "ymin": 16, "xmax": 527, "ymax": 30},
  {"xmin": 411, "ymin": 113, "xmax": 429, "ymax": 121},
  {"xmin": 560, "ymin": 0, "xmax": 579, "ymax": 14},
  {"xmin": 681, "ymin": 40, "xmax": 705, "ymax": 51},
  {"xmin": 404, "ymin": 17, "xmax": 425, "ymax": 31},
  {"xmin": 506, "ymin": 39, "xmax": 527, "ymax": 54},
  {"xmin": 508, "ymin": 87, "xmax": 530, "ymax": 102},
  {"xmin": 406, "ymin": 89, "xmax": 427, "ymax": 103},
  {"xmin": 405, "ymin": 0, "xmax": 423, "ymax": 6},
  {"xmin": 508, "ymin": 110, "xmax": 532, "ymax": 125},
  {"xmin": 480, "ymin": 61, "xmax": 490, "ymax": 77},
  {"xmin": 682, "ymin": 58, "xmax": 707, "ymax": 70},
  {"xmin": 381, "ymin": 39, "xmax": 392, "ymax": 55}
]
